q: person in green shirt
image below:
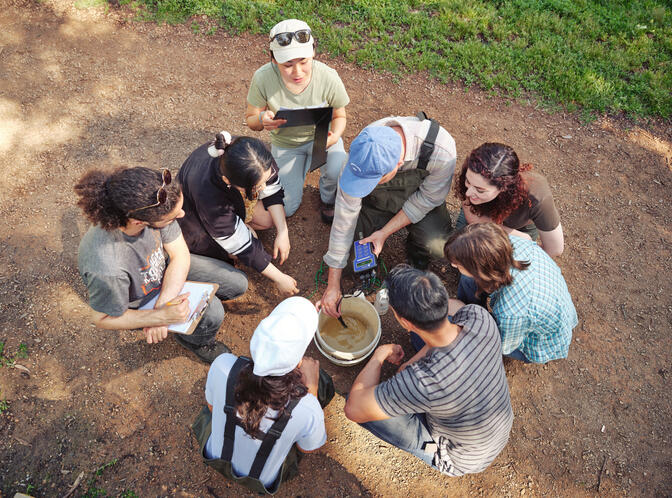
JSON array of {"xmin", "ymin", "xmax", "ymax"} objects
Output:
[{"xmin": 245, "ymin": 19, "xmax": 350, "ymax": 223}]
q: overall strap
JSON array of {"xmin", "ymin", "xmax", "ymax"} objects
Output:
[
  {"xmin": 220, "ymin": 356, "xmax": 251, "ymax": 462},
  {"xmin": 247, "ymin": 398, "xmax": 301, "ymax": 480},
  {"xmin": 416, "ymin": 111, "xmax": 440, "ymax": 171}
]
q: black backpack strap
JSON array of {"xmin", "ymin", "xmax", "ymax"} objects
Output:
[
  {"xmin": 247, "ymin": 398, "xmax": 301, "ymax": 480},
  {"xmin": 416, "ymin": 112, "xmax": 440, "ymax": 171},
  {"xmin": 220, "ymin": 356, "xmax": 251, "ymax": 462}
]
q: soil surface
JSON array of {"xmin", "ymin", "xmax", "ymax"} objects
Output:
[{"xmin": 1, "ymin": 1, "xmax": 671, "ymax": 496}]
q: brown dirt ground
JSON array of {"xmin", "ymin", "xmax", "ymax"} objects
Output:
[{"xmin": 1, "ymin": 0, "xmax": 671, "ymax": 496}]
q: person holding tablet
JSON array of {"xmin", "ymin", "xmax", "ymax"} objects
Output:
[{"xmin": 245, "ymin": 19, "xmax": 349, "ymax": 222}]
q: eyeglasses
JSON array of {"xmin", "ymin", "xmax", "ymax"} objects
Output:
[
  {"xmin": 270, "ymin": 29, "xmax": 312, "ymax": 47},
  {"xmin": 126, "ymin": 169, "xmax": 171, "ymax": 217}
]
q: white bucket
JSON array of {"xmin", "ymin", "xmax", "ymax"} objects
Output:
[{"xmin": 315, "ymin": 295, "xmax": 381, "ymax": 365}]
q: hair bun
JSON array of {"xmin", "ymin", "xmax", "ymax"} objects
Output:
[{"xmin": 207, "ymin": 130, "xmax": 233, "ymax": 157}]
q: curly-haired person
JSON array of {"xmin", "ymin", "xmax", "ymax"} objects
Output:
[
  {"xmin": 454, "ymin": 142, "xmax": 564, "ymax": 257},
  {"xmin": 75, "ymin": 166, "xmax": 233, "ymax": 363}
]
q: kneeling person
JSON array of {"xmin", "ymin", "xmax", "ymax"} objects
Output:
[
  {"xmin": 193, "ymin": 297, "xmax": 334, "ymax": 494},
  {"xmin": 320, "ymin": 115, "xmax": 456, "ymax": 318},
  {"xmin": 75, "ymin": 167, "xmax": 230, "ymax": 363},
  {"xmin": 344, "ymin": 265, "xmax": 513, "ymax": 476}
]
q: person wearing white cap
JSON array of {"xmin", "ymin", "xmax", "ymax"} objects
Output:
[
  {"xmin": 245, "ymin": 19, "xmax": 350, "ymax": 222},
  {"xmin": 192, "ymin": 296, "xmax": 334, "ymax": 494}
]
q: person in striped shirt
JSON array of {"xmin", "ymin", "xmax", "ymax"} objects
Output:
[
  {"xmin": 344, "ymin": 264, "xmax": 513, "ymax": 476},
  {"xmin": 444, "ymin": 223, "xmax": 577, "ymax": 363}
]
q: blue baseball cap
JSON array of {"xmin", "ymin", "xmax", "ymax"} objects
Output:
[{"xmin": 339, "ymin": 126, "xmax": 402, "ymax": 198}]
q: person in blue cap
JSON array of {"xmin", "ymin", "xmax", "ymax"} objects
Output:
[{"xmin": 318, "ymin": 116, "xmax": 457, "ymax": 318}]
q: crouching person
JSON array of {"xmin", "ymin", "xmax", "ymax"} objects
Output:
[
  {"xmin": 192, "ymin": 297, "xmax": 335, "ymax": 494},
  {"xmin": 344, "ymin": 265, "xmax": 513, "ymax": 476}
]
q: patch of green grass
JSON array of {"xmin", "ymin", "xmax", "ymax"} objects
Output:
[
  {"xmin": 0, "ymin": 397, "xmax": 9, "ymax": 413},
  {"xmin": 0, "ymin": 341, "xmax": 28, "ymax": 366},
  {"xmin": 119, "ymin": 0, "xmax": 672, "ymax": 119},
  {"xmin": 75, "ymin": 0, "xmax": 107, "ymax": 9},
  {"xmin": 83, "ymin": 458, "xmax": 136, "ymax": 498}
]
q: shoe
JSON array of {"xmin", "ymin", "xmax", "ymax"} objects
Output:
[
  {"xmin": 320, "ymin": 202, "xmax": 335, "ymax": 224},
  {"xmin": 174, "ymin": 335, "xmax": 231, "ymax": 364}
]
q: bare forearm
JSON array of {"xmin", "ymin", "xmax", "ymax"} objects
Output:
[
  {"xmin": 350, "ymin": 355, "xmax": 384, "ymax": 397},
  {"xmin": 326, "ymin": 267, "xmax": 343, "ymax": 291},
  {"xmin": 381, "ymin": 210, "xmax": 412, "ymax": 237},
  {"xmin": 329, "ymin": 115, "xmax": 346, "ymax": 141},
  {"xmin": 267, "ymin": 204, "xmax": 288, "ymax": 234},
  {"xmin": 246, "ymin": 111, "xmax": 265, "ymax": 131},
  {"xmin": 92, "ymin": 308, "xmax": 170, "ymax": 330},
  {"xmin": 156, "ymin": 258, "xmax": 188, "ymax": 307}
]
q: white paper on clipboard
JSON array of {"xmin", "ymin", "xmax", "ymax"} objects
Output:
[{"xmin": 139, "ymin": 281, "xmax": 218, "ymax": 334}]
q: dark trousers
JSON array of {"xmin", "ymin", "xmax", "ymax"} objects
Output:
[{"xmin": 355, "ymin": 169, "xmax": 452, "ymax": 265}]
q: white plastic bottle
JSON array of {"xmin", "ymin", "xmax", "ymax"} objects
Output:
[{"xmin": 374, "ymin": 288, "xmax": 389, "ymax": 316}]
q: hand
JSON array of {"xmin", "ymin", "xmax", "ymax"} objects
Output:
[
  {"xmin": 325, "ymin": 131, "xmax": 339, "ymax": 149},
  {"xmin": 143, "ymin": 326, "xmax": 169, "ymax": 344},
  {"xmin": 273, "ymin": 229, "xmax": 291, "ymax": 265},
  {"xmin": 374, "ymin": 344, "xmax": 404, "ymax": 365},
  {"xmin": 298, "ymin": 357, "xmax": 320, "ymax": 393},
  {"xmin": 260, "ymin": 110, "xmax": 287, "ymax": 131},
  {"xmin": 359, "ymin": 230, "xmax": 389, "ymax": 256},
  {"xmin": 159, "ymin": 293, "xmax": 191, "ymax": 324},
  {"xmin": 275, "ymin": 272, "xmax": 299, "ymax": 296},
  {"xmin": 316, "ymin": 285, "xmax": 342, "ymax": 318}
]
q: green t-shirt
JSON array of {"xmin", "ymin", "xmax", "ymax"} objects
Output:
[{"xmin": 247, "ymin": 60, "xmax": 350, "ymax": 148}]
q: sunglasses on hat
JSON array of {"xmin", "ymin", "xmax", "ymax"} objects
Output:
[
  {"xmin": 270, "ymin": 29, "xmax": 312, "ymax": 47},
  {"xmin": 126, "ymin": 169, "xmax": 171, "ymax": 216}
]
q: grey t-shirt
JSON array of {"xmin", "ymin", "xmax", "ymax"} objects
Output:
[
  {"xmin": 77, "ymin": 222, "xmax": 182, "ymax": 317},
  {"xmin": 375, "ymin": 305, "xmax": 513, "ymax": 476}
]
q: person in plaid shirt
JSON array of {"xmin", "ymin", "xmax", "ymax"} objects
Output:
[{"xmin": 444, "ymin": 223, "xmax": 577, "ymax": 363}]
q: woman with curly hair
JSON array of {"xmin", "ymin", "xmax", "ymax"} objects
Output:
[
  {"xmin": 454, "ymin": 142, "xmax": 564, "ymax": 256},
  {"xmin": 192, "ymin": 297, "xmax": 334, "ymax": 494}
]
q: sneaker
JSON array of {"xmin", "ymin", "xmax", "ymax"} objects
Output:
[
  {"xmin": 320, "ymin": 202, "xmax": 335, "ymax": 224},
  {"xmin": 174, "ymin": 335, "xmax": 231, "ymax": 364}
]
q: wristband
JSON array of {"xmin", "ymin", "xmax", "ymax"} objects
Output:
[{"xmin": 258, "ymin": 111, "xmax": 264, "ymax": 124}]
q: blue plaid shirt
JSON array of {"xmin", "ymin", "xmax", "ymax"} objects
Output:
[{"xmin": 490, "ymin": 236, "xmax": 578, "ymax": 363}]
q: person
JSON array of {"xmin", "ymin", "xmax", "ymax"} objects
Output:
[
  {"xmin": 192, "ymin": 297, "xmax": 335, "ymax": 494},
  {"xmin": 344, "ymin": 264, "xmax": 513, "ymax": 477},
  {"xmin": 178, "ymin": 132, "xmax": 298, "ymax": 296},
  {"xmin": 245, "ymin": 18, "xmax": 349, "ymax": 221},
  {"xmin": 454, "ymin": 142, "xmax": 564, "ymax": 256},
  {"xmin": 75, "ymin": 166, "xmax": 232, "ymax": 363},
  {"xmin": 445, "ymin": 223, "xmax": 578, "ymax": 364},
  {"xmin": 319, "ymin": 116, "xmax": 456, "ymax": 318}
]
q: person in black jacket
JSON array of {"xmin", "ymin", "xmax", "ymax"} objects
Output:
[{"xmin": 178, "ymin": 132, "xmax": 298, "ymax": 296}]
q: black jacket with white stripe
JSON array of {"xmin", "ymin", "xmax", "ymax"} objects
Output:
[{"xmin": 177, "ymin": 143, "xmax": 284, "ymax": 273}]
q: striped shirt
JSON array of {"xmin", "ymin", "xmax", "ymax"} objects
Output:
[
  {"xmin": 375, "ymin": 305, "xmax": 513, "ymax": 476},
  {"xmin": 490, "ymin": 236, "xmax": 578, "ymax": 363},
  {"xmin": 323, "ymin": 116, "xmax": 457, "ymax": 269}
]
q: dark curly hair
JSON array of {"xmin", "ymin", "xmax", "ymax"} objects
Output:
[
  {"xmin": 213, "ymin": 135, "xmax": 277, "ymax": 200},
  {"xmin": 444, "ymin": 223, "xmax": 530, "ymax": 295},
  {"xmin": 234, "ymin": 362, "xmax": 307, "ymax": 438},
  {"xmin": 454, "ymin": 143, "xmax": 532, "ymax": 224},
  {"xmin": 74, "ymin": 167, "xmax": 182, "ymax": 231}
]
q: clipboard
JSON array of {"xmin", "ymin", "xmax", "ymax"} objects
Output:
[
  {"xmin": 139, "ymin": 281, "xmax": 219, "ymax": 335},
  {"xmin": 273, "ymin": 106, "xmax": 333, "ymax": 172}
]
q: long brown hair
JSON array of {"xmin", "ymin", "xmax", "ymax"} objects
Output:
[
  {"xmin": 234, "ymin": 363, "xmax": 307, "ymax": 437},
  {"xmin": 444, "ymin": 223, "xmax": 530, "ymax": 294},
  {"xmin": 454, "ymin": 143, "xmax": 532, "ymax": 224}
]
